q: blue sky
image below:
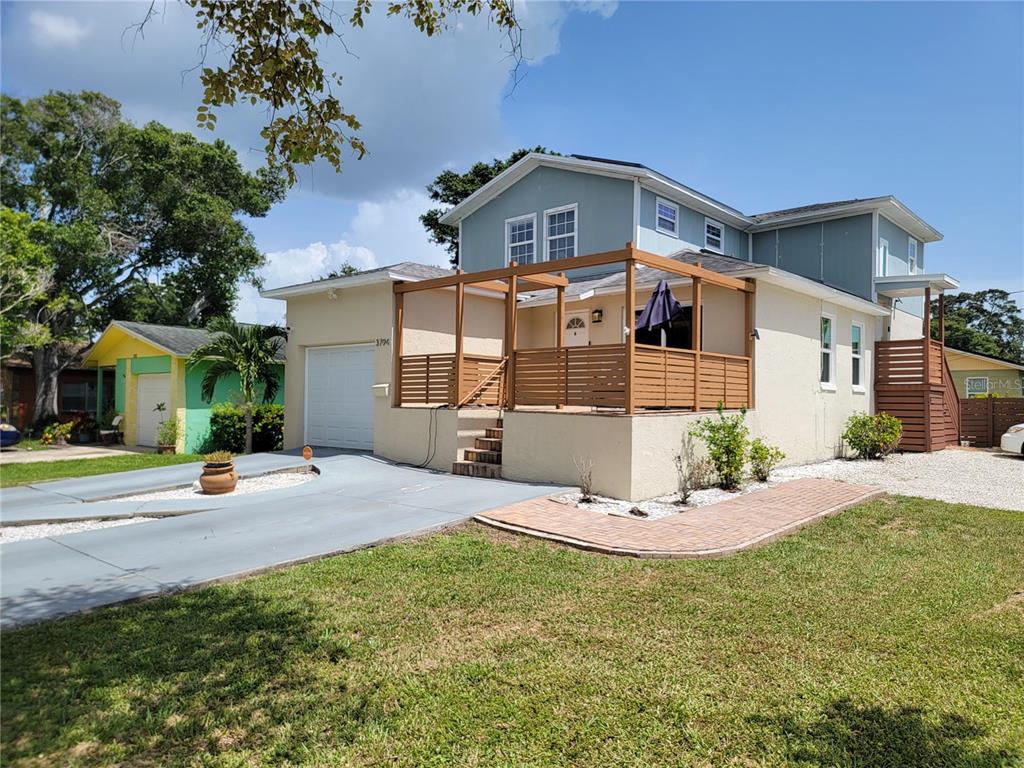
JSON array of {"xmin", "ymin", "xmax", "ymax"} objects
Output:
[{"xmin": 2, "ymin": 1, "xmax": 1021, "ymax": 323}]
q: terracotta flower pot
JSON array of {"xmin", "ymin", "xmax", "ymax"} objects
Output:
[{"xmin": 199, "ymin": 462, "xmax": 238, "ymax": 494}]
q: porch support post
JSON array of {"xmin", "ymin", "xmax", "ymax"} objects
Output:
[
  {"xmin": 744, "ymin": 282, "xmax": 755, "ymax": 409},
  {"xmin": 504, "ymin": 263, "xmax": 519, "ymax": 409},
  {"xmin": 556, "ymin": 272, "xmax": 565, "ymax": 409},
  {"xmin": 938, "ymin": 291, "xmax": 945, "ymax": 345},
  {"xmin": 693, "ymin": 276, "xmax": 703, "ymax": 412},
  {"xmin": 624, "ymin": 254, "xmax": 636, "ymax": 414},
  {"xmin": 923, "ymin": 286, "xmax": 932, "ymax": 382},
  {"xmin": 95, "ymin": 366, "xmax": 104, "ymax": 418},
  {"xmin": 454, "ymin": 269, "xmax": 465, "ymax": 405},
  {"xmin": 392, "ymin": 288, "xmax": 404, "ymax": 407}
]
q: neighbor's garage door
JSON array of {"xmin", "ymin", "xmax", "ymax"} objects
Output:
[
  {"xmin": 136, "ymin": 373, "xmax": 171, "ymax": 447},
  {"xmin": 305, "ymin": 344, "xmax": 375, "ymax": 449}
]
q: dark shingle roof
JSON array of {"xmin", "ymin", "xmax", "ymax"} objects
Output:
[
  {"xmin": 115, "ymin": 321, "xmax": 286, "ymax": 361},
  {"xmin": 751, "ymin": 197, "xmax": 888, "ymax": 223}
]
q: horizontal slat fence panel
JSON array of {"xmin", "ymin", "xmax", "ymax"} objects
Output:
[
  {"xmin": 515, "ymin": 344, "xmax": 627, "ymax": 408},
  {"xmin": 460, "ymin": 354, "xmax": 505, "ymax": 406},
  {"xmin": 699, "ymin": 352, "xmax": 751, "ymax": 410},
  {"xmin": 399, "ymin": 354, "xmax": 456, "ymax": 404},
  {"xmin": 634, "ymin": 344, "xmax": 695, "ymax": 408},
  {"xmin": 928, "ymin": 340, "xmax": 944, "ymax": 385},
  {"xmin": 876, "ymin": 339, "xmax": 930, "ymax": 386},
  {"xmin": 959, "ymin": 397, "xmax": 1024, "ymax": 447}
]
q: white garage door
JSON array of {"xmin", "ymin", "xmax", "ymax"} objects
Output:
[
  {"xmin": 305, "ymin": 344, "xmax": 375, "ymax": 449},
  {"xmin": 136, "ymin": 373, "xmax": 172, "ymax": 447}
]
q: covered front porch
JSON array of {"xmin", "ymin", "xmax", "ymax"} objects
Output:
[{"xmin": 391, "ymin": 244, "xmax": 756, "ymax": 415}]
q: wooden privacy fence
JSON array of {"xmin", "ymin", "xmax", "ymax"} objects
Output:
[
  {"xmin": 399, "ymin": 353, "xmax": 504, "ymax": 405},
  {"xmin": 876, "ymin": 338, "xmax": 943, "ymax": 386},
  {"xmin": 959, "ymin": 397, "xmax": 1024, "ymax": 447}
]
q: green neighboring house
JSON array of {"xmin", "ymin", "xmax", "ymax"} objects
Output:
[
  {"xmin": 944, "ymin": 346, "xmax": 1024, "ymax": 398},
  {"xmin": 83, "ymin": 321, "xmax": 285, "ymax": 452}
]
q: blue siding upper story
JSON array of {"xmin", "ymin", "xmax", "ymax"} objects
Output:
[
  {"xmin": 636, "ymin": 188, "xmax": 746, "ymax": 260},
  {"xmin": 752, "ymin": 214, "xmax": 874, "ymax": 300},
  {"xmin": 460, "ymin": 165, "xmax": 633, "ymax": 276},
  {"xmin": 878, "ymin": 214, "xmax": 925, "ymax": 316}
]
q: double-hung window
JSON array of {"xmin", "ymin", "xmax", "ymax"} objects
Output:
[
  {"xmin": 505, "ymin": 214, "xmax": 536, "ymax": 264},
  {"xmin": 704, "ymin": 218, "xmax": 724, "ymax": 252},
  {"xmin": 544, "ymin": 204, "xmax": 577, "ymax": 261},
  {"xmin": 656, "ymin": 198, "xmax": 678, "ymax": 237},
  {"xmin": 851, "ymin": 322, "xmax": 865, "ymax": 391},
  {"xmin": 820, "ymin": 314, "xmax": 836, "ymax": 389},
  {"xmin": 61, "ymin": 380, "xmax": 97, "ymax": 414},
  {"xmin": 908, "ymin": 239, "xmax": 918, "ymax": 273},
  {"xmin": 966, "ymin": 377, "xmax": 989, "ymax": 397}
]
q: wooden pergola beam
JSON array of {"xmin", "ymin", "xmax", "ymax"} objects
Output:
[
  {"xmin": 631, "ymin": 251, "xmax": 753, "ymax": 293},
  {"xmin": 518, "ymin": 272, "xmax": 569, "ymax": 288}
]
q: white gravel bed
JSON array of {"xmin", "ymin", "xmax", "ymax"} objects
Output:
[
  {"xmin": 773, "ymin": 449, "xmax": 1024, "ymax": 511},
  {"xmin": 557, "ymin": 448, "xmax": 1024, "ymax": 518},
  {"xmin": 1, "ymin": 517, "xmax": 155, "ymax": 544},
  {"xmin": 112, "ymin": 471, "xmax": 315, "ymax": 502}
]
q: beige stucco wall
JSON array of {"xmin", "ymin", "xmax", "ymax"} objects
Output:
[
  {"xmin": 517, "ymin": 283, "xmax": 745, "ymax": 356},
  {"xmin": 281, "ymin": 281, "xmax": 504, "ymax": 450},
  {"xmin": 887, "ymin": 305, "xmax": 925, "ymax": 341}
]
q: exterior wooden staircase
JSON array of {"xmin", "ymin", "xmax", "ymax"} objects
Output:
[{"xmin": 452, "ymin": 418, "xmax": 503, "ymax": 478}]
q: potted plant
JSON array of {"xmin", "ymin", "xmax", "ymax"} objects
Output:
[
  {"xmin": 41, "ymin": 421, "xmax": 73, "ymax": 446},
  {"xmin": 199, "ymin": 450, "xmax": 238, "ymax": 494},
  {"xmin": 74, "ymin": 416, "xmax": 98, "ymax": 444},
  {"xmin": 157, "ymin": 417, "xmax": 178, "ymax": 454}
]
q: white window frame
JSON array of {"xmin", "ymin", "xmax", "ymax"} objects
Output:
[
  {"xmin": 504, "ymin": 213, "xmax": 536, "ymax": 266},
  {"xmin": 543, "ymin": 203, "xmax": 578, "ymax": 262},
  {"xmin": 851, "ymin": 321, "xmax": 866, "ymax": 393},
  {"xmin": 704, "ymin": 217, "xmax": 724, "ymax": 253},
  {"xmin": 966, "ymin": 376, "xmax": 989, "ymax": 397},
  {"xmin": 655, "ymin": 197, "xmax": 679, "ymax": 237},
  {"xmin": 877, "ymin": 237, "xmax": 889, "ymax": 277},
  {"xmin": 908, "ymin": 238, "xmax": 918, "ymax": 274},
  {"xmin": 820, "ymin": 312, "xmax": 837, "ymax": 391}
]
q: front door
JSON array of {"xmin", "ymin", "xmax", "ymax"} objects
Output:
[
  {"xmin": 136, "ymin": 373, "xmax": 172, "ymax": 447},
  {"xmin": 564, "ymin": 312, "xmax": 589, "ymax": 347}
]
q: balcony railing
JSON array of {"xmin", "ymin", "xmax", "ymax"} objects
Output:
[{"xmin": 397, "ymin": 343, "xmax": 752, "ymax": 412}]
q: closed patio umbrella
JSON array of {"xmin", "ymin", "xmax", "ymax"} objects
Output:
[{"xmin": 635, "ymin": 279, "xmax": 684, "ymax": 332}]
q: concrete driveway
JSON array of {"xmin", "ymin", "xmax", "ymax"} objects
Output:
[{"xmin": 0, "ymin": 452, "xmax": 560, "ymax": 628}]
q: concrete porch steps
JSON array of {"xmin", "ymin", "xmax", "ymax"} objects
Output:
[{"xmin": 453, "ymin": 418, "xmax": 503, "ymax": 479}]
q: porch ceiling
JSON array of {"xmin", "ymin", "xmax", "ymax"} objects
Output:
[{"xmin": 874, "ymin": 273, "xmax": 959, "ymax": 298}]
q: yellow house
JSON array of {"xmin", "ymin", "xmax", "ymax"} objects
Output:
[
  {"xmin": 83, "ymin": 321, "xmax": 286, "ymax": 452},
  {"xmin": 944, "ymin": 346, "xmax": 1024, "ymax": 398}
]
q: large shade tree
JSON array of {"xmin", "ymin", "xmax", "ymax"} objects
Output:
[
  {"xmin": 931, "ymin": 289, "xmax": 1024, "ymax": 363},
  {"xmin": 0, "ymin": 208, "xmax": 55, "ymax": 362},
  {"xmin": 420, "ymin": 147, "xmax": 557, "ymax": 266},
  {"xmin": 1, "ymin": 91, "xmax": 286, "ymax": 424},
  {"xmin": 187, "ymin": 318, "xmax": 287, "ymax": 454}
]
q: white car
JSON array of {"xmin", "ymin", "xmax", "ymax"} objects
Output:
[{"xmin": 1000, "ymin": 423, "xmax": 1024, "ymax": 456}]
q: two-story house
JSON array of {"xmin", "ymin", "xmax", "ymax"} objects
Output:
[{"xmin": 264, "ymin": 153, "xmax": 960, "ymax": 500}]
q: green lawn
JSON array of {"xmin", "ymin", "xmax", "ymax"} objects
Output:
[
  {"xmin": 0, "ymin": 453, "xmax": 203, "ymax": 487},
  {"xmin": 2, "ymin": 496, "xmax": 1022, "ymax": 767}
]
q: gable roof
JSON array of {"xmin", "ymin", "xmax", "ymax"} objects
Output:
[
  {"xmin": 435, "ymin": 153, "xmax": 942, "ymax": 243},
  {"xmin": 944, "ymin": 346, "xmax": 1024, "ymax": 370},
  {"xmin": 262, "ymin": 261, "xmax": 452, "ymax": 299},
  {"xmin": 86, "ymin": 321, "xmax": 286, "ymax": 364}
]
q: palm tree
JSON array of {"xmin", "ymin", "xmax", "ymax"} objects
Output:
[{"xmin": 187, "ymin": 318, "xmax": 287, "ymax": 454}]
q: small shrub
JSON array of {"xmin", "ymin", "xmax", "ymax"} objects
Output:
[
  {"xmin": 749, "ymin": 438, "xmax": 785, "ymax": 482},
  {"xmin": 157, "ymin": 417, "xmax": 178, "ymax": 447},
  {"xmin": 204, "ymin": 450, "xmax": 233, "ymax": 465},
  {"xmin": 674, "ymin": 432, "xmax": 706, "ymax": 505},
  {"xmin": 207, "ymin": 403, "xmax": 284, "ymax": 453},
  {"xmin": 691, "ymin": 457, "xmax": 717, "ymax": 490},
  {"xmin": 843, "ymin": 411, "xmax": 903, "ymax": 459},
  {"xmin": 573, "ymin": 456, "xmax": 595, "ymax": 502},
  {"xmin": 40, "ymin": 421, "xmax": 73, "ymax": 445},
  {"xmin": 690, "ymin": 405, "xmax": 749, "ymax": 490}
]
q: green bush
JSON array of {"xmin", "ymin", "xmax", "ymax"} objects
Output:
[
  {"xmin": 843, "ymin": 411, "xmax": 903, "ymax": 459},
  {"xmin": 689, "ymin": 404, "xmax": 749, "ymax": 490},
  {"xmin": 749, "ymin": 438, "xmax": 785, "ymax": 482},
  {"xmin": 207, "ymin": 403, "xmax": 284, "ymax": 453},
  {"xmin": 157, "ymin": 417, "xmax": 178, "ymax": 447}
]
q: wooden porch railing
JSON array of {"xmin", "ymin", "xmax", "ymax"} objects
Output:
[
  {"xmin": 398, "ymin": 353, "xmax": 505, "ymax": 405},
  {"xmin": 515, "ymin": 344, "xmax": 627, "ymax": 408},
  {"xmin": 875, "ymin": 337, "xmax": 959, "ymax": 452}
]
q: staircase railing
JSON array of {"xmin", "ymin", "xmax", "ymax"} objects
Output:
[
  {"xmin": 941, "ymin": 353, "xmax": 960, "ymax": 441},
  {"xmin": 457, "ymin": 357, "xmax": 507, "ymax": 408}
]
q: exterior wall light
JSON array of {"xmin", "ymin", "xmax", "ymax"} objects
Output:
[
  {"xmin": 591, "ymin": 309, "xmax": 604, "ymax": 324},
  {"xmin": 749, "ymin": 328, "xmax": 760, "ymax": 340}
]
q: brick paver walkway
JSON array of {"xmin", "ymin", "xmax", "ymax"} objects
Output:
[{"xmin": 477, "ymin": 478, "xmax": 884, "ymax": 558}]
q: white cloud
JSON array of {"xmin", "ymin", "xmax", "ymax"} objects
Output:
[
  {"xmin": 236, "ymin": 188, "xmax": 448, "ymax": 325},
  {"xmin": 28, "ymin": 10, "xmax": 90, "ymax": 47}
]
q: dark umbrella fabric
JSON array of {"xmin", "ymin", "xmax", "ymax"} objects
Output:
[{"xmin": 635, "ymin": 279, "xmax": 684, "ymax": 332}]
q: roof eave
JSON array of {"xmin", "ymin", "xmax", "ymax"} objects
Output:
[
  {"xmin": 750, "ymin": 197, "xmax": 942, "ymax": 243},
  {"xmin": 261, "ymin": 269, "xmax": 428, "ymax": 300}
]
